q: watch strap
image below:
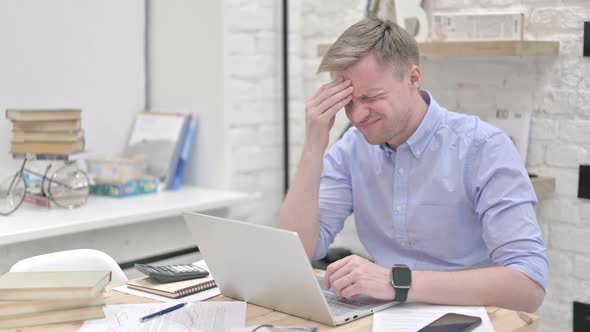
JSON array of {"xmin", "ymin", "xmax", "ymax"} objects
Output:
[{"xmin": 394, "ymin": 286, "xmax": 409, "ymax": 302}]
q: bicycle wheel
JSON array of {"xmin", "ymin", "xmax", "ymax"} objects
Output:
[
  {"xmin": 47, "ymin": 163, "xmax": 90, "ymax": 209},
  {"xmin": 0, "ymin": 172, "xmax": 26, "ymax": 216}
]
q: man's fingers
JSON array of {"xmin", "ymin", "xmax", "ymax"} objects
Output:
[
  {"xmin": 314, "ymin": 80, "xmax": 351, "ymax": 107},
  {"xmin": 315, "ymin": 86, "xmax": 353, "ymax": 115},
  {"xmin": 321, "ymin": 95, "xmax": 352, "ymax": 121},
  {"xmin": 311, "ymin": 77, "xmax": 344, "ymax": 100},
  {"xmin": 324, "ymin": 256, "xmax": 352, "ymax": 289},
  {"xmin": 325, "ymin": 257, "xmax": 355, "ymax": 291},
  {"xmin": 340, "ymin": 282, "xmax": 362, "ymax": 300},
  {"xmin": 311, "ymin": 80, "xmax": 351, "ymax": 108},
  {"xmin": 326, "ymin": 255, "xmax": 351, "ymax": 275},
  {"xmin": 330, "ymin": 271, "xmax": 356, "ymax": 297}
]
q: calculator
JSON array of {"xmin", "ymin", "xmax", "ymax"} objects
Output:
[{"xmin": 134, "ymin": 264, "xmax": 210, "ymax": 283}]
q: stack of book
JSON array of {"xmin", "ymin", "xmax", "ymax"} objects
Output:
[
  {"xmin": 0, "ymin": 270, "xmax": 111, "ymax": 329},
  {"xmin": 5, "ymin": 108, "xmax": 85, "ymax": 156}
]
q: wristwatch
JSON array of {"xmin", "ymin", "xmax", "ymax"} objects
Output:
[{"xmin": 390, "ymin": 264, "xmax": 412, "ymax": 302}]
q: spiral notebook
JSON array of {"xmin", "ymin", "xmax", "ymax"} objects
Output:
[{"xmin": 126, "ymin": 265, "xmax": 216, "ymax": 299}]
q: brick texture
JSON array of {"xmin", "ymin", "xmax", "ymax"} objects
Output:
[{"xmin": 225, "ymin": 0, "xmax": 285, "ymax": 226}]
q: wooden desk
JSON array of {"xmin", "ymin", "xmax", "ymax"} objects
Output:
[{"xmin": 5, "ymin": 285, "xmax": 539, "ymax": 332}]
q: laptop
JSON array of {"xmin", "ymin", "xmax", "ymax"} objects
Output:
[{"xmin": 183, "ymin": 212, "xmax": 398, "ymax": 326}]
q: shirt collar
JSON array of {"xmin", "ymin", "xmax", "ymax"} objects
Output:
[{"xmin": 379, "ymin": 90, "xmax": 444, "ymax": 159}]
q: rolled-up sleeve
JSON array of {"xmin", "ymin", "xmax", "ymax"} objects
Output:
[
  {"xmin": 470, "ymin": 132, "xmax": 549, "ymax": 290},
  {"xmin": 312, "ymin": 132, "xmax": 354, "ymax": 261}
]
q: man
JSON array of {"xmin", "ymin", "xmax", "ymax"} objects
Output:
[{"xmin": 278, "ymin": 17, "xmax": 547, "ymax": 313}]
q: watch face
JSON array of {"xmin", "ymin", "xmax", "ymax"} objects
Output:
[{"xmin": 394, "ymin": 266, "xmax": 412, "ymax": 286}]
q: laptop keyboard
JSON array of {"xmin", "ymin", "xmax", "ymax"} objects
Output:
[
  {"xmin": 317, "ymin": 277, "xmax": 374, "ymax": 315},
  {"xmin": 324, "ymin": 291, "xmax": 369, "ymax": 307},
  {"xmin": 325, "ymin": 291, "xmax": 374, "ymax": 312}
]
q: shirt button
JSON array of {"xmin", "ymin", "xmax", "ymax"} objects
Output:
[
  {"xmin": 398, "ymin": 168, "xmax": 405, "ymax": 174},
  {"xmin": 396, "ymin": 206, "xmax": 402, "ymax": 212},
  {"xmin": 400, "ymin": 240, "xmax": 408, "ymax": 247}
]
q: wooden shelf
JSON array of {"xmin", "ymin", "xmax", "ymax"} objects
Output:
[
  {"xmin": 318, "ymin": 40, "xmax": 560, "ymax": 57},
  {"xmin": 531, "ymin": 176, "xmax": 556, "ymax": 196}
]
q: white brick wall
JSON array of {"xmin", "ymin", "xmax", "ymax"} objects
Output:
[
  {"xmin": 225, "ymin": 0, "xmax": 285, "ymax": 226},
  {"xmin": 296, "ymin": 1, "xmax": 590, "ymax": 331}
]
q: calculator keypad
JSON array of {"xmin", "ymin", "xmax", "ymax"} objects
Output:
[{"xmin": 134, "ymin": 264, "xmax": 209, "ymax": 283}]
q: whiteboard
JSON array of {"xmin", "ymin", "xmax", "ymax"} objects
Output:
[{"xmin": 0, "ymin": 0, "xmax": 145, "ymax": 174}]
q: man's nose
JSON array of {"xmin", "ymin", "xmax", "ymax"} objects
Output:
[{"xmin": 347, "ymin": 102, "xmax": 370, "ymax": 124}]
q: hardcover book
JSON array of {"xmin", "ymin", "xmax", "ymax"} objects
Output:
[
  {"xmin": 5, "ymin": 109, "xmax": 81, "ymax": 122},
  {"xmin": 10, "ymin": 140, "xmax": 85, "ymax": 155},
  {"xmin": 0, "ymin": 305, "xmax": 104, "ymax": 329},
  {"xmin": 11, "ymin": 120, "xmax": 81, "ymax": 132},
  {"xmin": 0, "ymin": 271, "xmax": 111, "ymax": 300}
]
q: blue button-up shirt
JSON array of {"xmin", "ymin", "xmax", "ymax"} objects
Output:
[{"xmin": 313, "ymin": 91, "xmax": 548, "ymax": 290}]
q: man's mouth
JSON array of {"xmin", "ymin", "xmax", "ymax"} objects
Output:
[{"xmin": 358, "ymin": 118, "xmax": 380, "ymax": 129}]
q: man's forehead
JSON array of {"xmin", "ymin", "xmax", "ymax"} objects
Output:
[
  {"xmin": 355, "ymin": 87, "xmax": 387, "ymax": 97},
  {"xmin": 336, "ymin": 72, "xmax": 387, "ymax": 95},
  {"xmin": 336, "ymin": 63, "xmax": 393, "ymax": 94}
]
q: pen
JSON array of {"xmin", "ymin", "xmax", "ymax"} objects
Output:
[{"xmin": 139, "ymin": 302, "xmax": 187, "ymax": 323}]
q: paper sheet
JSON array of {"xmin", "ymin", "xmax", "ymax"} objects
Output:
[
  {"xmin": 113, "ymin": 284, "xmax": 221, "ymax": 303},
  {"xmin": 373, "ymin": 303, "xmax": 494, "ymax": 332},
  {"xmin": 80, "ymin": 301, "xmax": 246, "ymax": 332}
]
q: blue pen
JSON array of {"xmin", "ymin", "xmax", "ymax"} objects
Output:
[{"xmin": 139, "ymin": 302, "xmax": 186, "ymax": 323}]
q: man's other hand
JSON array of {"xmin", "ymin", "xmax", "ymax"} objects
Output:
[
  {"xmin": 304, "ymin": 77, "xmax": 353, "ymax": 154},
  {"xmin": 324, "ymin": 255, "xmax": 395, "ymax": 301}
]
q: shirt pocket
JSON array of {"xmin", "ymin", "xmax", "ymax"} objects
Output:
[{"xmin": 407, "ymin": 203, "xmax": 481, "ymax": 263}]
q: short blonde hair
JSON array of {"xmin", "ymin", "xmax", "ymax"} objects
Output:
[{"xmin": 318, "ymin": 17, "xmax": 419, "ymax": 77}]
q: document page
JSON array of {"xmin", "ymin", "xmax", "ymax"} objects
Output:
[
  {"xmin": 373, "ymin": 303, "xmax": 493, "ymax": 332},
  {"xmin": 80, "ymin": 301, "xmax": 246, "ymax": 332}
]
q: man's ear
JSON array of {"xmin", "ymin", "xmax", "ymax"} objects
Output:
[{"xmin": 408, "ymin": 64, "xmax": 422, "ymax": 88}]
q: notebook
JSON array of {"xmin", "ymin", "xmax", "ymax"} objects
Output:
[
  {"xmin": 126, "ymin": 262, "xmax": 215, "ymax": 299},
  {"xmin": 0, "ymin": 305, "xmax": 104, "ymax": 329},
  {"xmin": 0, "ymin": 271, "xmax": 111, "ymax": 301},
  {"xmin": 126, "ymin": 275, "xmax": 216, "ymax": 299}
]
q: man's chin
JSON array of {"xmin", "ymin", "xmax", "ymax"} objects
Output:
[{"xmin": 360, "ymin": 133, "xmax": 386, "ymax": 146}]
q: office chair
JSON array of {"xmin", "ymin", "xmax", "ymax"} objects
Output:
[{"xmin": 9, "ymin": 249, "xmax": 128, "ymax": 283}]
